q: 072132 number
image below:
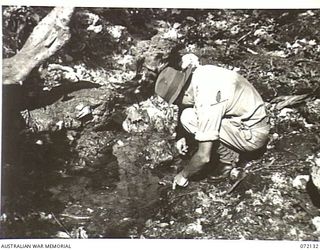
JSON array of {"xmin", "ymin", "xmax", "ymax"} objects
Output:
[{"xmin": 300, "ymin": 244, "xmax": 319, "ymax": 249}]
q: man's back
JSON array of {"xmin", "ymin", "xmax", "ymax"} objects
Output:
[{"xmin": 191, "ymin": 65, "xmax": 267, "ymax": 127}]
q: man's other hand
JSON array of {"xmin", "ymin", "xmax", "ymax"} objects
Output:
[
  {"xmin": 172, "ymin": 171, "xmax": 189, "ymax": 190},
  {"xmin": 176, "ymin": 137, "xmax": 188, "ymax": 155}
]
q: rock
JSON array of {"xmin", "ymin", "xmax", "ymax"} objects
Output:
[
  {"xmin": 312, "ymin": 216, "xmax": 320, "ymax": 232},
  {"xmin": 278, "ymin": 108, "xmax": 295, "ymax": 118},
  {"xmin": 144, "ymin": 139, "xmax": 175, "ymax": 168},
  {"xmin": 301, "ymin": 99, "xmax": 320, "ymax": 125},
  {"xmin": 230, "ymin": 168, "xmax": 241, "ymax": 180},
  {"xmin": 272, "ymin": 133, "xmax": 280, "ymax": 140},
  {"xmin": 158, "ymin": 222, "xmax": 169, "ymax": 228},
  {"xmin": 74, "ymin": 130, "xmax": 115, "ymax": 167},
  {"xmin": 292, "ymin": 175, "xmax": 310, "ymax": 190},
  {"xmin": 76, "ymin": 105, "xmax": 92, "ymax": 120},
  {"xmin": 122, "ymin": 104, "xmax": 150, "ymax": 133},
  {"xmin": 26, "ymin": 86, "xmax": 117, "ymax": 132},
  {"xmin": 132, "ymin": 27, "xmax": 178, "ymax": 72},
  {"xmin": 309, "ymin": 153, "xmax": 320, "ymax": 189},
  {"xmin": 56, "ymin": 231, "xmax": 71, "ymax": 239},
  {"xmin": 71, "ymin": 226, "xmax": 88, "ymax": 239},
  {"xmin": 40, "ymin": 63, "xmax": 119, "ymax": 89},
  {"xmin": 0, "ymin": 213, "xmax": 7, "ymax": 222},
  {"xmin": 306, "ymin": 152, "xmax": 320, "ymax": 208},
  {"xmin": 122, "ymin": 95, "xmax": 178, "ymax": 134},
  {"xmin": 195, "ymin": 207, "xmax": 203, "ymax": 214},
  {"xmin": 185, "ymin": 219, "xmax": 203, "ymax": 234},
  {"xmin": 106, "ymin": 25, "xmax": 126, "ymax": 40}
]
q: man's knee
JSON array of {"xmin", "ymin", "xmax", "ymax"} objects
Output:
[{"xmin": 180, "ymin": 108, "xmax": 197, "ymax": 134}]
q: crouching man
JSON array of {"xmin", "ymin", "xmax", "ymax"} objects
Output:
[{"xmin": 154, "ymin": 55, "xmax": 270, "ymax": 189}]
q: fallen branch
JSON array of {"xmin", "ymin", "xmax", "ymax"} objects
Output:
[
  {"xmin": 227, "ymin": 158, "xmax": 276, "ymax": 194},
  {"xmin": 227, "ymin": 171, "xmax": 248, "ymax": 194},
  {"xmin": 50, "ymin": 212, "xmax": 72, "ymax": 237},
  {"xmin": 237, "ymin": 30, "xmax": 253, "ymax": 43},
  {"xmin": 270, "ymin": 94, "xmax": 310, "ymax": 110},
  {"xmin": 246, "ymin": 48, "xmax": 258, "ymax": 55},
  {"xmin": 3, "ymin": 7, "xmax": 74, "ymax": 85},
  {"xmin": 60, "ymin": 214, "xmax": 91, "ymax": 220},
  {"xmin": 294, "ymin": 59, "xmax": 320, "ymax": 65},
  {"xmin": 250, "ymin": 157, "xmax": 276, "ymax": 173}
]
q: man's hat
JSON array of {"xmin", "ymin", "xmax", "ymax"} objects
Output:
[{"xmin": 155, "ymin": 67, "xmax": 193, "ymax": 104}]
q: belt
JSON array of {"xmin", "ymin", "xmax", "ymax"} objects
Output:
[
  {"xmin": 230, "ymin": 116, "xmax": 269, "ymax": 130},
  {"xmin": 229, "ymin": 116, "xmax": 269, "ymax": 141}
]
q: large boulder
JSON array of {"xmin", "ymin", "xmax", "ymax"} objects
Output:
[
  {"xmin": 25, "ymin": 85, "xmax": 118, "ymax": 132},
  {"xmin": 122, "ymin": 96, "xmax": 178, "ymax": 134},
  {"xmin": 302, "ymin": 99, "xmax": 320, "ymax": 125}
]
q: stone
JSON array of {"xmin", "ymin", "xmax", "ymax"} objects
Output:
[
  {"xmin": 122, "ymin": 96, "xmax": 178, "ymax": 134},
  {"xmin": 292, "ymin": 175, "xmax": 310, "ymax": 190},
  {"xmin": 312, "ymin": 216, "xmax": 320, "ymax": 232},
  {"xmin": 302, "ymin": 99, "xmax": 320, "ymax": 125},
  {"xmin": 26, "ymin": 86, "xmax": 117, "ymax": 132},
  {"xmin": 306, "ymin": 152, "xmax": 320, "ymax": 208},
  {"xmin": 309, "ymin": 153, "xmax": 320, "ymax": 190}
]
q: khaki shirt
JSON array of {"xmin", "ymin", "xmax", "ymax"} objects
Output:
[{"xmin": 181, "ymin": 65, "xmax": 268, "ymax": 142}]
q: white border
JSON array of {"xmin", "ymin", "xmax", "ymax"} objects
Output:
[
  {"xmin": 1, "ymin": 0, "xmax": 320, "ymax": 8},
  {"xmin": 1, "ymin": 1, "xmax": 320, "ymax": 250},
  {"xmin": 0, "ymin": 238, "xmax": 313, "ymax": 250}
]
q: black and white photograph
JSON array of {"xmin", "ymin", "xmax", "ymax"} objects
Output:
[{"xmin": 1, "ymin": 1, "xmax": 320, "ymax": 247}]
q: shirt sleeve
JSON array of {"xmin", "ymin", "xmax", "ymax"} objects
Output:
[{"xmin": 192, "ymin": 68, "xmax": 229, "ymax": 142}]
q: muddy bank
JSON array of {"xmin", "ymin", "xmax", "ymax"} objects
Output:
[{"xmin": 1, "ymin": 125, "xmax": 178, "ymax": 238}]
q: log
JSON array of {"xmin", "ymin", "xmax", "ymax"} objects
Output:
[{"xmin": 2, "ymin": 7, "xmax": 74, "ymax": 85}]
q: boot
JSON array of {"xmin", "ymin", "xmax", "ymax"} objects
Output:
[{"xmin": 207, "ymin": 162, "xmax": 234, "ymax": 182}]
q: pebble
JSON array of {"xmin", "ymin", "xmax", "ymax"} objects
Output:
[
  {"xmin": 56, "ymin": 120, "xmax": 64, "ymax": 130},
  {"xmin": 0, "ymin": 213, "xmax": 7, "ymax": 222},
  {"xmin": 272, "ymin": 133, "xmax": 279, "ymax": 140},
  {"xmin": 195, "ymin": 207, "xmax": 203, "ymax": 214},
  {"xmin": 117, "ymin": 140, "xmax": 124, "ymax": 146},
  {"xmin": 292, "ymin": 175, "xmax": 310, "ymax": 190},
  {"xmin": 67, "ymin": 134, "xmax": 75, "ymax": 141},
  {"xmin": 75, "ymin": 103, "xmax": 85, "ymax": 111},
  {"xmin": 158, "ymin": 223, "xmax": 169, "ymax": 228},
  {"xmin": 278, "ymin": 108, "xmax": 295, "ymax": 117},
  {"xmin": 230, "ymin": 168, "xmax": 240, "ymax": 180},
  {"xmin": 56, "ymin": 231, "xmax": 71, "ymax": 238},
  {"xmin": 86, "ymin": 208, "xmax": 94, "ymax": 213},
  {"xmin": 312, "ymin": 216, "xmax": 320, "ymax": 232},
  {"xmin": 35, "ymin": 140, "xmax": 43, "ymax": 145}
]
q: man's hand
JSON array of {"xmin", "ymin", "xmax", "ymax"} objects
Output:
[
  {"xmin": 172, "ymin": 171, "xmax": 189, "ymax": 190},
  {"xmin": 176, "ymin": 137, "xmax": 188, "ymax": 155}
]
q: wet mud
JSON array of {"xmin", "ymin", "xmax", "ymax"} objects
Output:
[{"xmin": 1, "ymin": 129, "xmax": 176, "ymax": 238}]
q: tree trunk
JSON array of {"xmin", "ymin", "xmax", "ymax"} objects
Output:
[{"xmin": 2, "ymin": 6, "xmax": 74, "ymax": 85}]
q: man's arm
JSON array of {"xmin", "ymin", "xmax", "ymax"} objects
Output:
[
  {"xmin": 180, "ymin": 140, "xmax": 215, "ymax": 178},
  {"xmin": 175, "ymin": 108, "xmax": 190, "ymax": 140}
]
